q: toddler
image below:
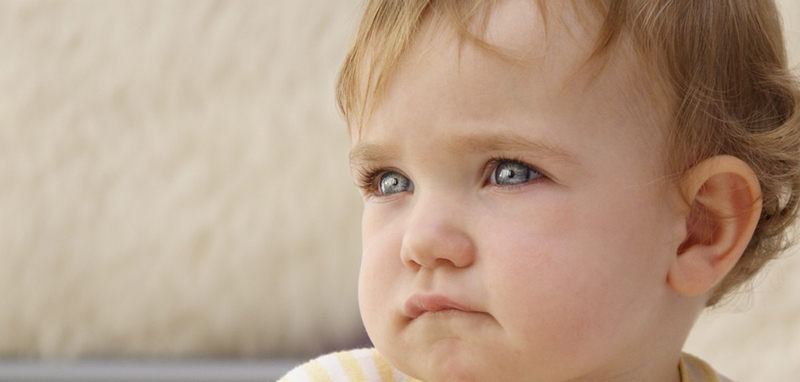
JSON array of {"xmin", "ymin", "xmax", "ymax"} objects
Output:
[{"xmin": 282, "ymin": 0, "xmax": 800, "ymax": 381}]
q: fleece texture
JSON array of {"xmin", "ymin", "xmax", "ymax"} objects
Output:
[{"xmin": 0, "ymin": 0, "xmax": 365, "ymax": 358}]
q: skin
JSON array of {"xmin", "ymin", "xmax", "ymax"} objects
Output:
[{"xmin": 347, "ymin": 1, "xmax": 759, "ymax": 381}]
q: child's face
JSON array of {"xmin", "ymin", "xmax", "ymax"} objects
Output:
[{"xmin": 351, "ymin": 2, "xmax": 687, "ymax": 381}]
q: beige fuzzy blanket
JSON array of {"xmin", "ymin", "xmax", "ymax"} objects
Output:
[{"xmin": 0, "ymin": 1, "xmax": 798, "ymax": 381}]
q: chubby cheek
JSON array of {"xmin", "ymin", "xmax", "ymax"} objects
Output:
[
  {"xmin": 484, "ymin": 188, "xmax": 667, "ymax": 362},
  {"xmin": 358, "ymin": 206, "xmax": 405, "ymax": 344},
  {"xmin": 491, "ymin": 249, "xmax": 635, "ymax": 358}
]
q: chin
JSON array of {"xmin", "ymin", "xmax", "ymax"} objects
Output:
[
  {"xmin": 399, "ymin": 343, "xmax": 490, "ymax": 382},
  {"xmin": 411, "ymin": 363, "xmax": 481, "ymax": 382}
]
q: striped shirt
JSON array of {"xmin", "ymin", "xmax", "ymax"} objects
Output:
[{"xmin": 279, "ymin": 348, "xmax": 731, "ymax": 382}]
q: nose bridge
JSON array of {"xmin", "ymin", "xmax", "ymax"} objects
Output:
[{"xmin": 400, "ymin": 191, "xmax": 476, "ymax": 270}]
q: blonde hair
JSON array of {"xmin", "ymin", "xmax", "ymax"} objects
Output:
[{"xmin": 336, "ymin": 0, "xmax": 800, "ymax": 306}]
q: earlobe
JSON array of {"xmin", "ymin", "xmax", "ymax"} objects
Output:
[{"xmin": 667, "ymin": 156, "xmax": 762, "ymax": 298}]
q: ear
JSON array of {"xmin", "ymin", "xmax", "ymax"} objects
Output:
[{"xmin": 667, "ymin": 155, "xmax": 762, "ymax": 298}]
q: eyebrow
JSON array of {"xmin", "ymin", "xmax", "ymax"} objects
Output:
[{"xmin": 349, "ymin": 131, "xmax": 579, "ymax": 167}]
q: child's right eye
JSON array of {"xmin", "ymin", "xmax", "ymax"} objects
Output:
[
  {"xmin": 356, "ymin": 169, "xmax": 414, "ymax": 197},
  {"xmin": 377, "ymin": 171, "xmax": 413, "ymax": 195}
]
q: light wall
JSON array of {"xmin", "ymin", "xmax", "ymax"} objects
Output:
[{"xmin": 0, "ymin": 0, "xmax": 365, "ymax": 358}]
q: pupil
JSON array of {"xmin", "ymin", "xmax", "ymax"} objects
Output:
[
  {"xmin": 383, "ymin": 177, "xmax": 398, "ymax": 187},
  {"xmin": 496, "ymin": 162, "xmax": 530, "ymax": 185},
  {"xmin": 380, "ymin": 174, "xmax": 402, "ymax": 194}
]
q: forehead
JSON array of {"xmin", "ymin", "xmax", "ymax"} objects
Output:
[
  {"xmin": 347, "ymin": 0, "xmax": 621, "ymax": 134},
  {"xmin": 349, "ymin": 0, "xmax": 667, "ymax": 182},
  {"xmin": 353, "ymin": 1, "xmax": 655, "ymax": 135}
]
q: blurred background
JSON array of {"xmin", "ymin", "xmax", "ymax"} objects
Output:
[{"xmin": 0, "ymin": 1, "xmax": 797, "ymax": 381}]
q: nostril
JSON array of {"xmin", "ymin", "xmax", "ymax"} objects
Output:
[
  {"xmin": 399, "ymin": 244, "xmax": 422, "ymax": 270},
  {"xmin": 403, "ymin": 252, "xmax": 432, "ymax": 270},
  {"xmin": 400, "ymin": 233, "xmax": 476, "ymax": 270},
  {"xmin": 434, "ymin": 258, "xmax": 459, "ymax": 269},
  {"xmin": 404, "ymin": 257, "xmax": 423, "ymax": 270},
  {"xmin": 400, "ymin": 213, "xmax": 476, "ymax": 270}
]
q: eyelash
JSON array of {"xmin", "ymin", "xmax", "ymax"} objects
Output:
[
  {"xmin": 354, "ymin": 165, "xmax": 391, "ymax": 195},
  {"xmin": 354, "ymin": 156, "xmax": 545, "ymax": 197}
]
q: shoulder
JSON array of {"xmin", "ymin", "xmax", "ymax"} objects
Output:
[
  {"xmin": 680, "ymin": 353, "xmax": 734, "ymax": 382},
  {"xmin": 278, "ymin": 348, "xmax": 418, "ymax": 382}
]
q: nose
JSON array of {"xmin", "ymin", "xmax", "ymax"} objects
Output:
[{"xmin": 400, "ymin": 198, "xmax": 476, "ymax": 270}]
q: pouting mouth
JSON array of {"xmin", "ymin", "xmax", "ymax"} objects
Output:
[{"xmin": 404, "ymin": 293, "xmax": 475, "ymax": 319}]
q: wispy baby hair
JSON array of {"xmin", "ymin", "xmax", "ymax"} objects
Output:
[{"xmin": 336, "ymin": 0, "xmax": 800, "ymax": 306}]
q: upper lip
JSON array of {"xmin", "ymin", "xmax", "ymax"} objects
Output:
[{"xmin": 404, "ymin": 293, "xmax": 475, "ymax": 319}]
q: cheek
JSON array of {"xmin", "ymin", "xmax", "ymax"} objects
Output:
[
  {"xmin": 482, "ymin": 187, "xmax": 670, "ymax": 354},
  {"xmin": 358, "ymin": 207, "xmax": 405, "ymax": 329}
]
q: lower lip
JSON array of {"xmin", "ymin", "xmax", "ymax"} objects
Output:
[
  {"xmin": 409, "ymin": 309, "xmax": 491, "ymax": 329},
  {"xmin": 415, "ymin": 308, "xmax": 484, "ymax": 320},
  {"xmin": 406, "ymin": 295, "xmax": 474, "ymax": 318}
]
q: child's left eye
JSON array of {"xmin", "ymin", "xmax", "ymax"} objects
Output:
[{"xmin": 488, "ymin": 159, "xmax": 543, "ymax": 186}]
